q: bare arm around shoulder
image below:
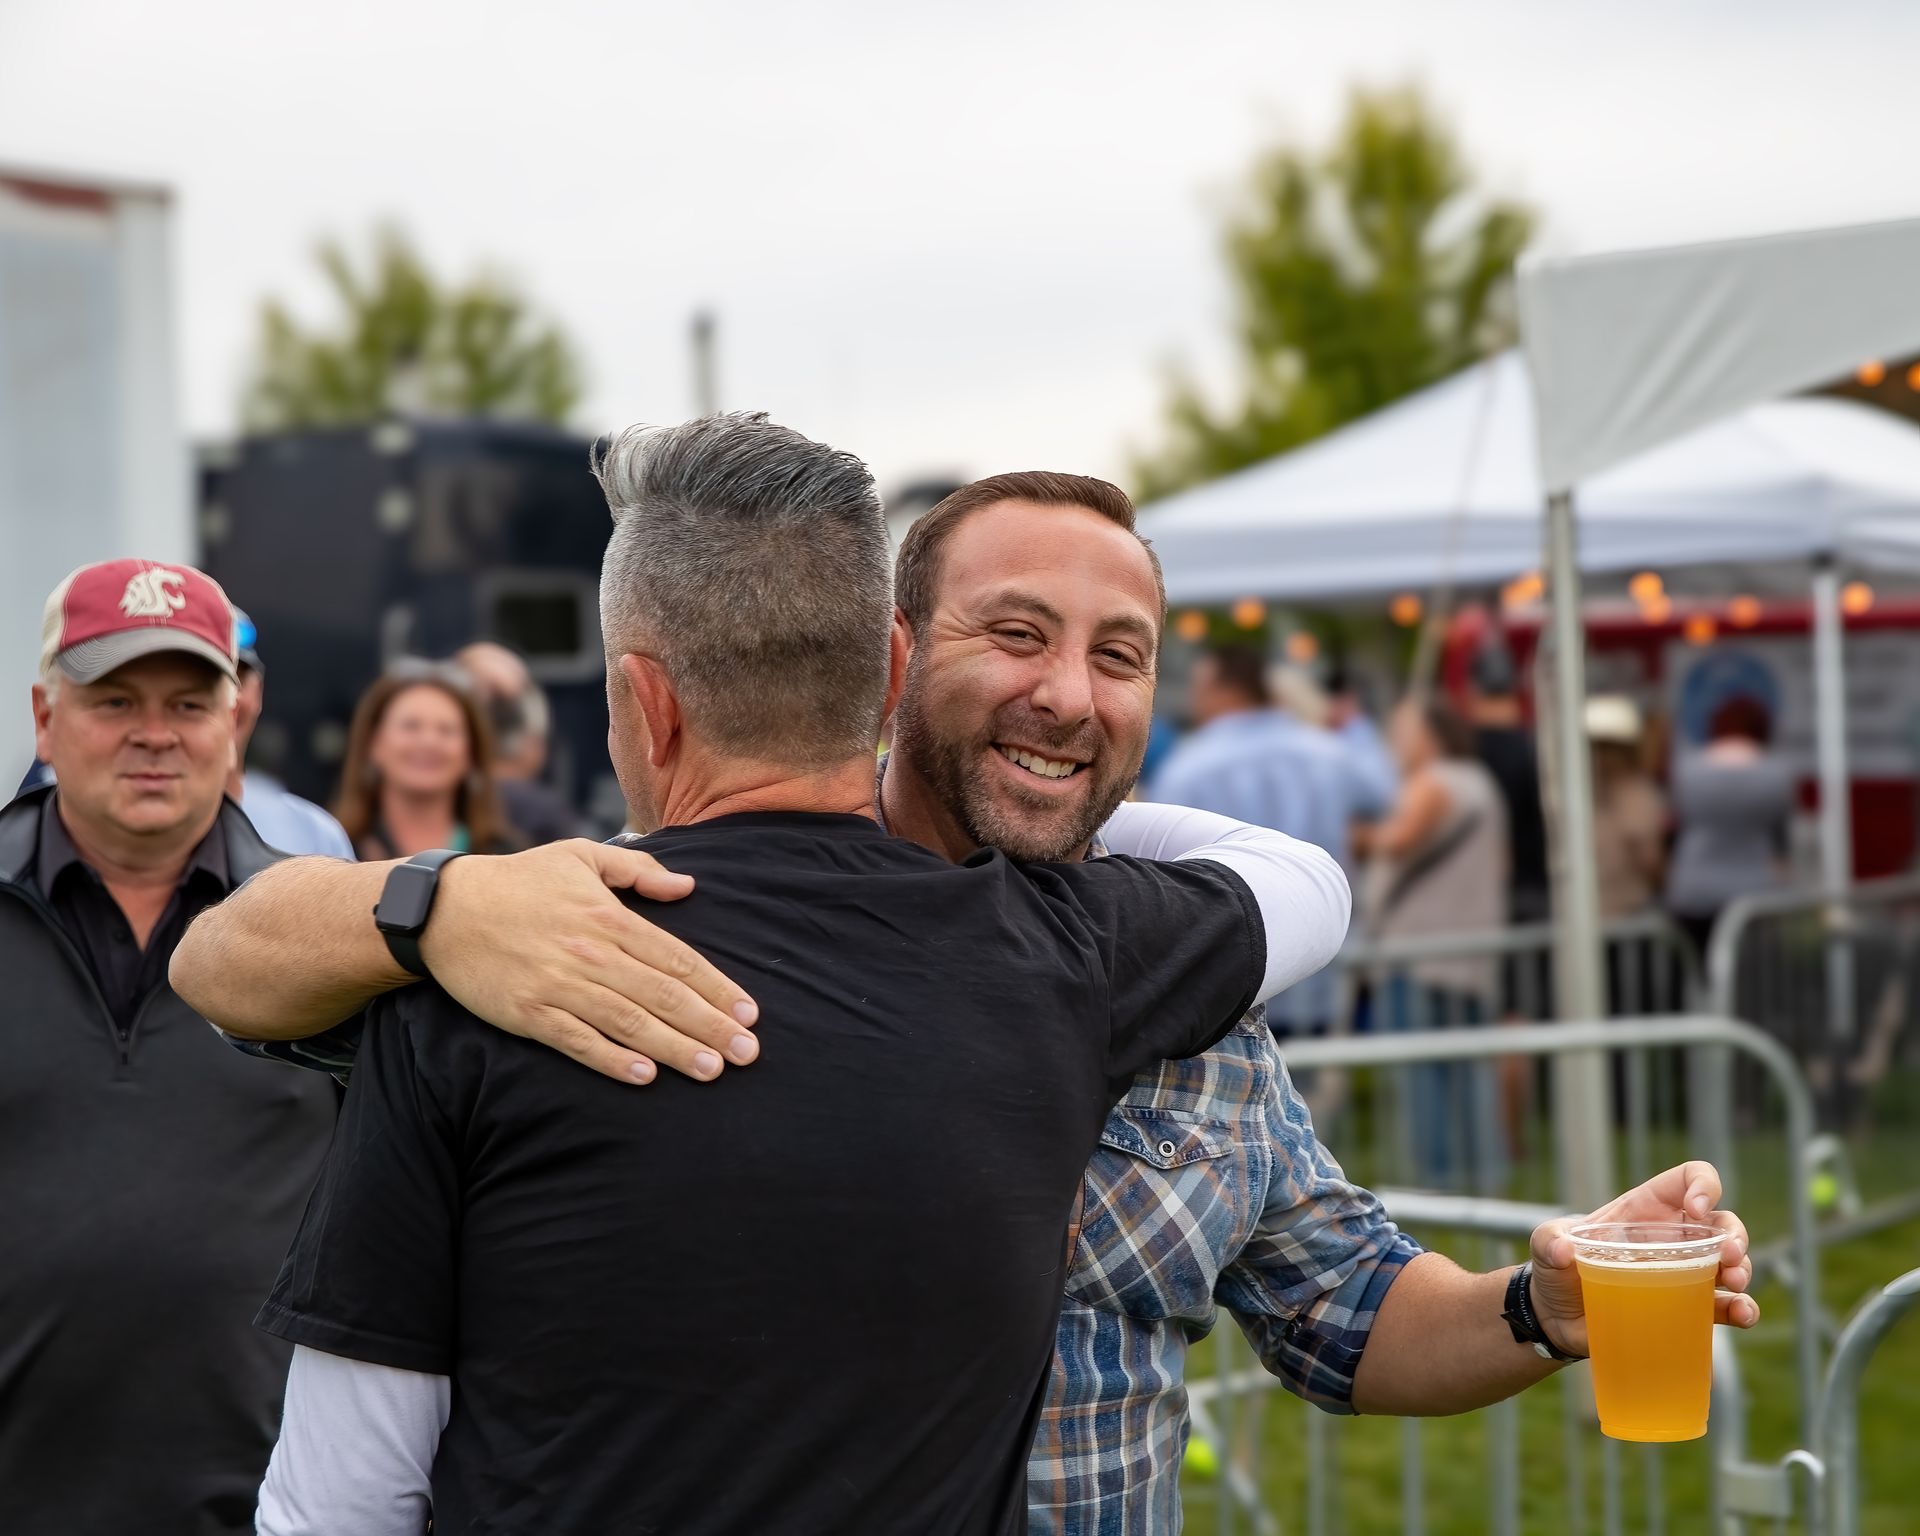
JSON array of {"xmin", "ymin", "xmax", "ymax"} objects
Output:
[{"xmin": 169, "ymin": 840, "xmax": 763, "ymax": 1085}]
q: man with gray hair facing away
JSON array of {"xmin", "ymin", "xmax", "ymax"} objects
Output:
[{"xmin": 248, "ymin": 414, "xmax": 1340, "ymax": 1534}]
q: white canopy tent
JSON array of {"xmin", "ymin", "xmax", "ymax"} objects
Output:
[{"xmin": 1140, "ymin": 349, "xmax": 1920, "ymax": 605}]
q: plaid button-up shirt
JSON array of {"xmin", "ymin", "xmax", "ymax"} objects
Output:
[
  {"xmin": 1033, "ymin": 996, "xmax": 1420, "ymax": 1533},
  {"xmin": 228, "ymin": 816, "xmax": 1421, "ymax": 1534}
]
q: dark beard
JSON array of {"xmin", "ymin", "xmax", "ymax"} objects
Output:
[{"xmin": 890, "ymin": 655, "xmax": 1141, "ymax": 862}]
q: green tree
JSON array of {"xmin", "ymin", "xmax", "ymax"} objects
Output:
[
  {"xmin": 242, "ymin": 226, "xmax": 584, "ymax": 430},
  {"xmin": 1133, "ymin": 85, "xmax": 1535, "ymax": 502}
]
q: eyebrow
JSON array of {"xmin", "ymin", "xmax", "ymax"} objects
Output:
[
  {"xmin": 979, "ymin": 588, "xmax": 1067, "ymax": 629},
  {"xmin": 978, "ymin": 587, "xmax": 1159, "ymax": 651}
]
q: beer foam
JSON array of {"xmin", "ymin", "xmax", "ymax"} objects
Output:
[{"xmin": 1575, "ymin": 1253, "xmax": 1720, "ymax": 1272}]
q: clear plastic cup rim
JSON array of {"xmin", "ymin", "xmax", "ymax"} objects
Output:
[{"xmin": 1569, "ymin": 1221, "xmax": 1723, "ymax": 1264}]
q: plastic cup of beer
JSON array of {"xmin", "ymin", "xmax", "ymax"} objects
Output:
[{"xmin": 1570, "ymin": 1221, "xmax": 1723, "ymax": 1443}]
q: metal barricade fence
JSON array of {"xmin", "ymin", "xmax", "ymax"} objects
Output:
[
  {"xmin": 1706, "ymin": 879, "xmax": 1920, "ymax": 1253},
  {"xmin": 1815, "ymin": 1267, "xmax": 1920, "ymax": 1536},
  {"xmin": 1305, "ymin": 916, "xmax": 1708, "ymax": 1218},
  {"xmin": 1183, "ymin": 1016, "xmax": 1824, "ymax": 1536}
]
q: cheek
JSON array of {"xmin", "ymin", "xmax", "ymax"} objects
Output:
[
  {"xmin": 74, "ymin": 717, "xmax": 134, "ymax": 765},
  {"xmin": 940, "ymin": 650, "xmax": 1038, "ymax": 727},
  {"xmin": 1096, "ymin": 678, "xmax": 1155, "ymax": 753}
]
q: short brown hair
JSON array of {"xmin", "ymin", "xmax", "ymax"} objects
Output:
[
  {"xmin": 1203, "ymin": 642, "xmax": 1270, "ymax": 706},
  {"xmin": 1709, "ymin": 694, "xmax": 1772, "ymax": 746},
  {"xmin": 894, "ymin": 471, "xmax": 1166, "ymax": 633},
  {"xmin": 1420, "ymin": 697, "xmax": 1477, "ymax": 760}
]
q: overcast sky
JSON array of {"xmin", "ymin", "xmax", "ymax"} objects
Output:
[{"xmin": 3, "ymin": 0, "xmax": 1916, "ymax": 494}]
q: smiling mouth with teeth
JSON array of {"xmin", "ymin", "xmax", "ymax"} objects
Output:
[{"xmin": 995, "ymin": 744, "xmax": 1086, "ymax": 780}]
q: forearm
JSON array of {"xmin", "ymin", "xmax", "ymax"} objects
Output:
[
  {"xmin": 172, "ymin": 856, "xmax": 411, "ymax": 1039},
  {"xmin": 1350, "ymin": 1252, "xmax": 1562, "ymax": 1416}
]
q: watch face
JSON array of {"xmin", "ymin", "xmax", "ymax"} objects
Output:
[{"xmin": 377, "ymin": 862, "xmax": 440, "ymax": 932}]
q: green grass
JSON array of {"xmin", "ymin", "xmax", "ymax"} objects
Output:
[{"xmin": 1178, "ymin": 1159, "xmax": 1920, "ymax": 1533}]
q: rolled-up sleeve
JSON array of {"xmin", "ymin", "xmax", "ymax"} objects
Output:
[
  {"xmin": 214, "ymin": 1015, "xmax": 365, "ymax": 1083},
  {"xmin": 1214, "ymin": 1062, "xmax": 1423, "ymax": 1414}
]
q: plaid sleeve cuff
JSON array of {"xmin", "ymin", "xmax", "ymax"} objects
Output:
[
  {"xmin": 215, "ymin": 1016, "xmax": 364, "ymax": 1084},
  {"xmin": 1252, "ymin": 1229, "xmax": 1425, "ymax": 1415}
]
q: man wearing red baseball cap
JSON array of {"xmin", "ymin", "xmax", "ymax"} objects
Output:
[{"xmin": 0, "ymin": 559, "xmax": 336, "ymax": 1534}]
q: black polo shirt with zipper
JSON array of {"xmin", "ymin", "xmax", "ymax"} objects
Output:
[{"xmin": 0, "ymin": 783, "xmax": 338, "ymax": 1536}]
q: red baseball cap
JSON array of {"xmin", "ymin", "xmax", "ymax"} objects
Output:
[{"xmin": 39, "ymin": 559, "xmax": 239, "ymax": 686}]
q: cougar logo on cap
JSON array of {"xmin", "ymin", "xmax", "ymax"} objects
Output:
[{"xmin": 119, "ymin": 568, "xmax": 189, "ymax": 620}]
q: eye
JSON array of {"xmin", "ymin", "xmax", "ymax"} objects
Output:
[
  {"xmin": 995, "ymin": 627, "xmax": 1042, "ymax": 646},
  {"xmin": 1097, "ymin": 647, "xmax": 1144, "ymax": 670}
]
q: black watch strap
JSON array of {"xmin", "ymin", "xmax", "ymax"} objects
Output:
[
  {"xmin": 1503, "ymin": 1261, "xmax": 1584, "ymax": 1362},
  {"xmin": 373, "ymin": 848, "xmax": 468, "ymax": 979}
]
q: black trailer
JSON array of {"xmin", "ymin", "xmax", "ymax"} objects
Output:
[{"xmin": 199, "ymin": 418, "xmax": 622, "ymax": 831}]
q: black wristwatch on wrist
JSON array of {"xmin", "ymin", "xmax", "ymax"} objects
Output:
[
  {"xmin": 372, "ymin": 849, "xmax": 468, "ymax": 979},
  {"xmin": 1503, "ymin": 1262, "xmax": 1584, "ymax": 1362}
]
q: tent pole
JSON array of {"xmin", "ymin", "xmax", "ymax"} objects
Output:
[
  {"xmin": 1811, "ymin": 557, "xmax": 1857, "ymax": 1144},
  {"xmin": 1541, "ymin": 489, "xmax": 1613, "ymax": 1211},
  {"xmin": 1811, "ymin": 558, "xmax": 1855, "ymax": 906}
]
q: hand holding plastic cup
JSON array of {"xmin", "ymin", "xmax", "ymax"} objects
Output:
[{"xmin": 1570, "ymin": 1221, "xmax": 1723, "ymax": 1442}]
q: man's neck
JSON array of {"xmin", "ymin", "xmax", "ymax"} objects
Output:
[
  {"xmin": 56, "ymin": 797, "xmax": 214, "ymax": 947},
  {"xmin": 878, "ymin": 751, "xmax": 973, "ymax": 862},
  {"xmin": 655, "ymin": 754, "xmax": 879, "ymax": 830},
  {"xmin": 1471, "ymin": 696, "xmax": 1523, "ymax": 728}
]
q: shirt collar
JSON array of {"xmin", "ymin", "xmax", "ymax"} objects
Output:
[
  {"xmin": 34, "ymin": 790, "xmax": 234, "ymax": 905},
  {"xmin": 872, "ymin": 751, "xmax": 1108, "ymax": 862}
]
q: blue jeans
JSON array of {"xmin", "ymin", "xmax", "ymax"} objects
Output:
[{"xmin": 1380, "ymin": 976, "xmax": 1503, "ymax": 1192}]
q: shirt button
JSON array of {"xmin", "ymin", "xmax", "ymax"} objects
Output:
[{"xmin": 1158, "ymin": 1139, "xmax": 1178, "ymax": 1159}]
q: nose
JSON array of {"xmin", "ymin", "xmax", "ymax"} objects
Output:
[
  {"xmin": 128, "ymin": 702, "xmax": 180, "ymax": 750},
  {"xmin": 1028, "ymin": 650, "xmax": 1096, "ymax": 727}
]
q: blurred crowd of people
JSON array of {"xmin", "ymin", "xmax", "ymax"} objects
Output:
[{"xmin": 1147, "ymin": 634, "xmax": 1799, "ymax": 1030}]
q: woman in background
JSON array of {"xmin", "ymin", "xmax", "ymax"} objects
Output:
[
  {"xmin": 1352, "ymin": 696, "xmax": 1511, "ymax": 1190},
  {"xmin": 1665, "ymin": 694, "xmax": 1794, "ymax": 957},
  {"xmin": 334, "ymin": 663, "xmax": 521, "ymax": 861}
]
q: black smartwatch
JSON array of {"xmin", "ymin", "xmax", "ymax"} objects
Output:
[
  {"xmin": 373, "ymin": 849, "xmax": 468, "ymax": 979},
  {"xmin": 1503, "ymin": 1262, "xmax": 1584, "ymax": 1362}
]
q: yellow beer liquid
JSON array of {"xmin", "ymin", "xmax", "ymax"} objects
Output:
[{"xmin": 1576, "ymin": 1256, "xmax": 1717, "ymax": 1442}]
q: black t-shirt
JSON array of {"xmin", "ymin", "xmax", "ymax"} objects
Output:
[{"xmin": 258, "ymin": 811, "xmax": 1264, "ymax": 1535}]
